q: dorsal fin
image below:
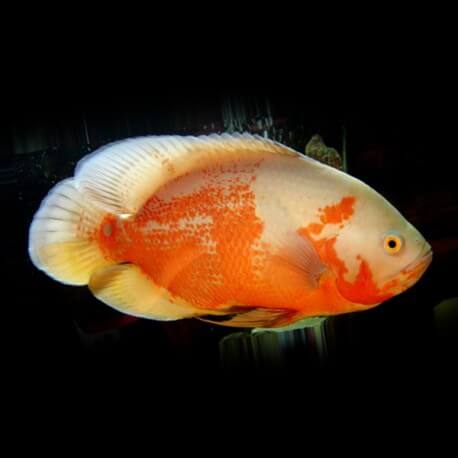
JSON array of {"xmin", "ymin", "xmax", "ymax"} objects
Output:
[{"xmin": 74, "ymin": 133, "xmax": 301, "ymax": 215}]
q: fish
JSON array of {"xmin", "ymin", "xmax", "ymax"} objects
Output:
[{"xmin": 28, "ymin": 133, "xmax": 433, "ymax": 329}]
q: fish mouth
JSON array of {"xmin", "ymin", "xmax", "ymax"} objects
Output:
[
  {"xmin": 402, "ymin": 246, "xmax": 433, "ymax": 274},
  {"xmin": 398, "ymin": 246, "xmax": 433, "ymax": 289}
]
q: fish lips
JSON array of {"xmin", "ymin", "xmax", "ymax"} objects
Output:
[
  {"xmin": 398, "ymin": 247, "xmax": 433, "ymax": 290},
  {"xmin": 380, "ymin": 246, "xmax": 433, "ymax": 297}
]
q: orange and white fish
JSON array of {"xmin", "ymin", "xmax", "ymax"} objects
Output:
[{"xmin": 28, "ymin": 134, "xmax": 432, "ymax": 329}]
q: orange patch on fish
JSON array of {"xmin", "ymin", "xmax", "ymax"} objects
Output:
[
  {"xmin": 297, "ymin": 226, "xmax": 393, "ymax": 309},
  {"xmin": 139, "ymin": 187, "xmax": 261, "ymax": 307},
  {"xmin": 306, "ymin": 222, "xmax": 324, "ymax": 235},
  {"xmin": 98, "ymin": 162, "xmax": 287, "ymax": 311},
  {"xmin": 336, "ymin": 259, "xmax": 394, "ymax": 305},
  {"xmin": 319, "ymin": 196, "xmax": 355, "ymax": 225},
  {"xmin": 298, "ymin": 196, "xmax": 395, "ymax": 309},
  {"xmin": 305, "ymin": 196, "xmax": 355, "ymax": 236}
]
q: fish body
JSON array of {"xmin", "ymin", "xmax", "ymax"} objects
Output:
[{"xmin": 29, "ymin": 134, "xmax": 432, "ymax": 328}]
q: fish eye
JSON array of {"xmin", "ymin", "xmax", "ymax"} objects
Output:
[{"xmin": 383, "ymin": 233, "xmax": 403, "ymax": 255}]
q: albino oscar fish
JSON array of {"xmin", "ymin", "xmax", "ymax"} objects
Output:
[{"xmin": 28, "ymin": 134, "xmax": 432, "ymax": 329}]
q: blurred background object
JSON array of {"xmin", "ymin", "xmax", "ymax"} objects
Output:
[{"xmin": 305, "ymin": 134, "xmax": 344, "ymax": 170}]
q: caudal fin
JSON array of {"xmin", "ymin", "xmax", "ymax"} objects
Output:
[{"xmin": 28, "ymin": 178, "xmax": 111, "ymax": 285}]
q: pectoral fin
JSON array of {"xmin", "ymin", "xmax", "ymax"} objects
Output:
[{"xmin": 268, "ymin": 230, "xmax": 326, "ymax": 289}]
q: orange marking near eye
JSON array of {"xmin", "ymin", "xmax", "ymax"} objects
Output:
[
  {"xmin": 298, "ymin": 227, "xmax": 393, "ymax": 309},
  {"xmin": 337, "ymin": 259, "xmax": 393, "ymax": 305},
  {"xmin": 319, "ymin": 196, "xmax": 355, "ymax": 225},
  {"xmin": 306, "ymin": 222, "xmax": 324, "ymax": 235},
  {"xmin": 299, "ymin": 196, "xmax": 392, "ymax": 309},
  {"xmin": 322, "ymin": 237, "xmax": 393, "ymax": 305},
  {"xmin": 304, "ymin": 196, "xmax": 355, "ymax": 237}
]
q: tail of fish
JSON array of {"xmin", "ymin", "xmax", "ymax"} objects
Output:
[{"xmin": 28, "ymin": 178, "xmax": 111, "ymax": 285}]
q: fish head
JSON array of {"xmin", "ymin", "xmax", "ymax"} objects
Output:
[{"xmin": 329, "ymin": 184, "xmax": 432, "ymax": 306}]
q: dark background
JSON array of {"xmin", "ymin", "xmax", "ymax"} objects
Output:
[
  {"xmin": 1, "ymin": 70, "xmax": 457, "ymax": 402},
  {"xmin": 0, "ymin": 6, "xmax": 455, "ymax": 444}
]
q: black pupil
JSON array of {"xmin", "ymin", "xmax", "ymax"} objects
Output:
[{"xmin": 388, "ymin": 239, "xmax": 397, "ymax": 249}]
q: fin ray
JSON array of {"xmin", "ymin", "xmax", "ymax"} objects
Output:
[
  {"xmin": 74, "ymin": 133, "xmax": 300, "ymax": 215},
  {"xmin": 28, "ymin": 178, "xmax": 111, "ymax": 285},
  {"xmin": 265, "ymin": 228, "xmax": 326, "ymax": 289},
  {"xmin": 198, "ymin": 307, "xmax": 294, "ymax": 328},
  {"xmin": 88, "ymin": 264, "xmax": 199, "ymax": 321}
]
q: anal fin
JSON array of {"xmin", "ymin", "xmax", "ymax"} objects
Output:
[
  {"xmin": 198, "ymin": 307, "xmax": 295, "ymax": 329},
  {"xmin": 251, "ymin": 316, "xmax": 327, "ymax": 334}
]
